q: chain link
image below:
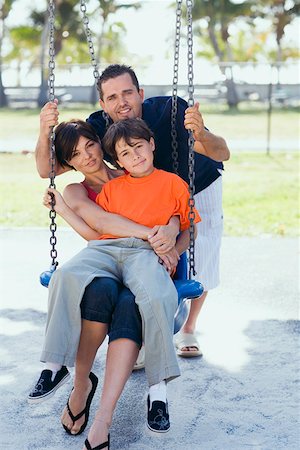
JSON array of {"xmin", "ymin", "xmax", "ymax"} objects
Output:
[
  {"xmin": 80, "ymin": 0, "xmax": 100, "ymax": 81},
  {"xmin": 48, "ymin": 0, "xmax": 58, "ymax": 268},
  {"xmin": 171, "ymin": 0, "xmax": 182, "ymax": 175},
  {"xmin": 186, "ymin": 0, "xmax": 196, "ymax": 278}
]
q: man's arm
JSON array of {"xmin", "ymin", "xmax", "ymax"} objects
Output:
[
  {"xmin": 35, "ymin": 100, "xmax": 70, "ymax": 178},
  {"xmin": 184, "ymin": 102, "xmax": 230, "ymax": 162}
]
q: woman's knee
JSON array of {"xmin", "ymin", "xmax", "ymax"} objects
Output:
[{"xmin": 81, "ymin": 277, "xmax": 120, "ymax": 322}]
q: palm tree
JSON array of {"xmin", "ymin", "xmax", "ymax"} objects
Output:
[{"xmin": 0, "ymin": 0, "xmax": 16, "ymax": 107}]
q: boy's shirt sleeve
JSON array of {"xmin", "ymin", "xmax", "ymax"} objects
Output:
[
  {"xmin": 172, "ymin": 176, "xmax": 201, "ymax": 231},
  {"xmin": 95, "ymin": 184, "xmax": 110, "ymax": 211}
]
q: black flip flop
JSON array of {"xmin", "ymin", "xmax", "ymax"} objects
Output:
[
  {"xmin": 85, "ymin": 434, "xmax": 110, "ymax": 450},
  {"xmin": 63, "ymin": 371, "xmax": 98, "ymax": 436}
]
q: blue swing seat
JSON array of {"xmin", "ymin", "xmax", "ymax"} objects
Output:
[
  {"xmin": 40, "ymin": 253, "xmax": 203, "ymax": 334},
  {"xmin": 173, "ymin": 253, "xmax": 203, "ymax": 333}
]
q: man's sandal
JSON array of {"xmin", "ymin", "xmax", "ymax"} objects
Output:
[
  {"xmin": 175, "ymin": 332, "xmax": 202, "ymax": 357},
  {"xmin": 62, "ymin": 372, "xmax": 98, "ymax": 436},
  {"xmin": 85, "ymin": 435, "xmax": 110, "ymax": 450}
]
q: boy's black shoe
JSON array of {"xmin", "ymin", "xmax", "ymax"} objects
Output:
[
  {"xmin": 147, "ymin": 395, "xmax": 170, "ymax": 433},
  {"xmin": 27, "ymin": 366, "xmax": 70, "ymax": 404}
]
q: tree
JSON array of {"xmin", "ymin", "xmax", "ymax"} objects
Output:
[
  {"xmin": 191, "ymin": 0, "xmax": 253, "ymax": 108},
  {"xmin": 0, "ymin": 0, "xmax": 16, "ymax": 107},
  {"xmin": 250, "ymin": 0, "xmax": 300, "ymax": 63}
]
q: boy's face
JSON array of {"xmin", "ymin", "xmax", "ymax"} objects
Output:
[
  {"xmin": 100, "ymin": 73, "xmax": 144, "ymax": 123},
  {"xmin": 116, "ymin": 137, "xmax": 155, "ymax": 178}
]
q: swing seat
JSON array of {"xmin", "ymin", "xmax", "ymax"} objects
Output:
[
  {"xmin": 40, "ymin": 254, "xmax": 203, "ymax": 333},
  {"xmin": 173, "ymin": 253, "xmax": 203, "ymax": 334},
  {"xmin": 40, "ymin": 263, "xmax": 57, "ymax": 288}
]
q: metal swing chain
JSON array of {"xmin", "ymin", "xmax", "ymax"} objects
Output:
[
  {"xmin": 171, "ymin": 0, "xmax": 182, "ymax": 175},
  {"xmin": 80, "ymin": 0, "xmax": 100, "ymax": 82},
  {"xmin": 79, "ymin": 0, "xmax": 110, "ymax": 129},
  {"xmin": 48, "ymin": 0, "xmax": 58, "ymax": 268},
  {"xmin": 186, "ymin": 0, "xmax": 196, "ymax": 278}
]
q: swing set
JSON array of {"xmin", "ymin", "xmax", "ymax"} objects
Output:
[{"xmin": 40, "ymin": 0, "xmax": 203, "ymax": 334}]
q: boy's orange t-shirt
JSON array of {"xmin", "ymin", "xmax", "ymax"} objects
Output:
[{"xmin": 96, "ymin": 168, "xmax": 201, "ymax": 240}]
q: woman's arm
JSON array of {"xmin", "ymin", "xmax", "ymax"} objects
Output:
[
  {"xmin": 43, "ymin": 188, "xmax": 100, "ymax": 241},
  {"xmin": 63, "ymin": 183, "xmax": 180, "ymax": 250},
  {"xmin": 63, "ymin": 183, "xmax": 151, "ymax": 239}
]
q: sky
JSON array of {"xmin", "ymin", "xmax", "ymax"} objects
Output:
[{"xmin": 4, "ymin": 0, "xmax": 300, "ymax": 86}]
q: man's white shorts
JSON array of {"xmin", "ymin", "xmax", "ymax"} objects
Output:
[{"xmin": 193, "ymin": 175, "xmax": 223, "ymax": 291}]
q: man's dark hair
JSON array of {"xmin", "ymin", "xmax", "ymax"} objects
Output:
[
  {"xmin": 97, "ymin": 64, "xmax": 140, "ymax": 100},
  {"xmin": 54, "ymin": 120, "xmax": 100, "ymax": 169},
  {"xmin": 102, "ymin": 118, "xmax": 154, "ymax": 164}
]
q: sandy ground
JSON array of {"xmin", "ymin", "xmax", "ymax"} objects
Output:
[{"xmin": 0, "ymin": 229, "xmax": 299, "ymax": 450}]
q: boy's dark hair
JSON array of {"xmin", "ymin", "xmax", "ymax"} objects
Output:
[
  {"xmin": 97, "ymin": 64, "xmax": 140, "ymax": 100},
  {"xmin": 102, "ymin": 118, "xmax": 154, "ymax": 164},
  {"xmin": 54, "ymin": 120, "xmax": 100, "ymax": 169}
]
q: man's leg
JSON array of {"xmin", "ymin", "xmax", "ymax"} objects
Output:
[{"xmin": 176, "ymin": 177, "xmax": 223, "ymax": 355}]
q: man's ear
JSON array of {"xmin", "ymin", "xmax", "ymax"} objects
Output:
[
  {"xmin": 100, "ymin": 99, "xmax": 106, "ymax": 112},
  {"xmin": 139, "ymin": 88, "xmax": 145, "ymax": 102}
]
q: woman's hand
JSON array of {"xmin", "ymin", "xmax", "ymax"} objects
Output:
[
  {"xmin": 43, "ymin": 187, "xmax": 66, "ymax": 215},
  {"xmin": 148, "ymin": 220, "xmax": 179, "ymax": 254},
  {"xmin": 157, "ymin": 247, "xmax": 180, "ymax": 275}
]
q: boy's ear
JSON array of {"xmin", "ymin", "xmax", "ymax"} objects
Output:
[
  {"xmin": 116, "ymin": 159, "xmax": 124, "ymax": 168},
  {"xmin": 150, "ymin": 137, "xmax": 155, "ymax": 152}
]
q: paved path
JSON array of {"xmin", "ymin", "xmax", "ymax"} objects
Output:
[{"xmin": 0, "ymin": 229, "xmax": 299, "ymax": 450}]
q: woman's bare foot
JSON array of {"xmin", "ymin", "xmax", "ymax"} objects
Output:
[
  {"xmin": 83, "ymin": 414, "xmax": 110, "ymax": 450},
  {"xmin": 61, "ymin": 377, "xmax": 92, "ymax": 435}
]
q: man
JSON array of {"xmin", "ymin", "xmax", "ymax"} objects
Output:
[{"xmin": 35, "ymin": 64, "xmax": 230, "ymax": 357}]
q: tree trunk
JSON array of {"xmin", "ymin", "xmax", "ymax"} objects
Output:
[
  {"xmin": 0, "ymin": 28, "xmax": 8, "ymax": 107},
  {"xmin": 208, "ymin": 24, "xmax": 239, "ymax": 108},
  {"xmin": 37, "ymin": 15, "xmax": 49, "ymax": 107}
]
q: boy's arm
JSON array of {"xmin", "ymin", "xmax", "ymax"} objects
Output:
[
  {"xmin": 184, "ymin": 102, "xmax": 230, "ymax": 162},
  {"xmin": 35, "ymin": 100, "xmax": 70, "ymax": 178}
]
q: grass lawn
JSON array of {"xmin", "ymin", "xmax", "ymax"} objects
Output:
[
  {"xmin": 0, "ymin": 151, "xmax": 298, "ymax": 236},
  {"xmin": 0, "ymin": 104, "xmax": 299, "ymax": 150}
]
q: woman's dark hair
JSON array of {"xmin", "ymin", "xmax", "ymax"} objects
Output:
[
  {"xmin": 97, "ymin": 64, "xmax": 140, "ymax": 100},
  {"xmin": 102, "ymin": 118, "xmax": 154, "ymax": 163},
  {"xmin": 54, "ymin": 120, "xmax": 100, "ymax": 169}
]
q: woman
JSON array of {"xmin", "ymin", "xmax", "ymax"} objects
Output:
[{"xmin": 39, "ymin": 118, "xmax": 180, "ymax": 450}]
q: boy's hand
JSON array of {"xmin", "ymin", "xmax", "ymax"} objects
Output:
[
  {"xmin": 40, "ymin": 99, "xmax": 59, "ymax": 138},
  {"xmin": 148, "ymin": 223, "xmax": 178, "ymax": 253},
  {"xmin": 184, "ymin": 101, "xmax": 205, "ymax": 142},
  {"xmin": 158, "ymin": 248, "xmax": 180, "ymax": 274}
]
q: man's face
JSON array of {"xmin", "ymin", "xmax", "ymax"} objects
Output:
[{"xmin": 100, "ymin": 73, "xmax": 144, "ymax": 123}]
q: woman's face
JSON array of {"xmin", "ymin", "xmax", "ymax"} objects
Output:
[{"xmin": 67, "ymin": 136, "xmax": 104, "ymax": 173}]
